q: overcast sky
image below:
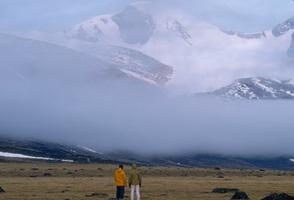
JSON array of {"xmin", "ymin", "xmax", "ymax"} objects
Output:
[{"xmin": 0, "ymin": 0, "xmax": 294, "ymax": 32}]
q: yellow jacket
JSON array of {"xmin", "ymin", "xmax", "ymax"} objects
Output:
[{"xmin": 114, "ymin": 168, "xmax": 127, "ymax": 186}]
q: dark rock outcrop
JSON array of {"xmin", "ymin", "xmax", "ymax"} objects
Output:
[
  {"xmin": 261, "ymin": 193, "xmax": 294, "ymax": 200},
  {"xmin": 112, "ymin": 6, "xmax": 155, "ymax": 45},
  {"xmin": 231, "ymin": 191, "xmax": 250, "ymax": 200},
  {"xmin": 0, "ymin": 187, "xmax": 5, "ymax": 193},
  {"xmin": 212, "ymin": 188, "xmax": 239, "ymax": 193}
]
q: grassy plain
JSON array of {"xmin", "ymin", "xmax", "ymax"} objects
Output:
[{"xmin": 0, "ymin": 163, "xmax": 293, "ymax": 200}]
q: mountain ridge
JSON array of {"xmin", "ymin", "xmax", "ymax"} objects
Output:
[{"xmin": 204, "ymin": 77, "xmax": 294, "ymax": 100}]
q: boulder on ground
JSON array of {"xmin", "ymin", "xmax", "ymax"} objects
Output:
[
  {"xmin": 85, "ymin": 192, "xmax": 108, "ymax": 198},
  {"xmin": 0, "ymin": 187, "xmax": 5, "ymax": 193},
  {"xmin": 261, "ymin": 193, "xmax": 294, "ymax": 200},
  {"xmin": 231, "ymin": 191, "xmax": 250, "ymax": 200},
  {"xmin": 212, "ymin": 188, "xmax": 239, "ymax": 193},
  {"xmin": 43, "ymin": 173, "xmax": 52, "ymax": 177}
]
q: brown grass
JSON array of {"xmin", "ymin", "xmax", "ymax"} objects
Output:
[{"xmin": 0, "ymin": 163, "xmax": 293, "ymax": 200}]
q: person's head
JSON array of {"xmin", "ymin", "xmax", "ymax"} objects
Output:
[{"xmin": 119, "ymin": 164, "xmax": 124, "ymax": 169}]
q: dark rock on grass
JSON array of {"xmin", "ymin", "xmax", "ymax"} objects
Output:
[
  {"xmin": 0, "ymin": 186, "xmax": 5, "ymax": 193},
  {"xmin": 214, "ymin": 167, "xmax": 221, "ymax": 170},
  {"xmin": 85, "ymin": 192, "xmax": 108, "ymax": 198},
  {"xmin": 43, "ymin": 173, "xmax": 52, "ymax": 177},
  {"xmin": 217, "ymin": 175, "xmax": 224, "ymax": 178},
  {"xmin": 261, "ymin": 193, "xmax": 294, "ymax": 200},
  {"xmin": 31, "ymin": 168, "xmax": 39, "ymax": 171},
  {"xmin": 212, "ymin": 188, "xmax": 239, "ymax": 193},
  {"xmin": 231, "ymin": 191, "xmax": 250, "ymax": 200}
]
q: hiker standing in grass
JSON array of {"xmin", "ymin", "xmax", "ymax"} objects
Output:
[
  {"xmin": 115, "ymin": 164, "xmax": 127, "ymax": 200},
  {"xmin": 129, "ymin": 164, "xmax": 142, "ymax": 200}
]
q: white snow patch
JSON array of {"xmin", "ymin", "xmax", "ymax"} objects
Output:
[
  {"xmin": 61, "ymin": 159, "xmax": 74, "ymax": 163},
  {"xmin": 0, "ymin": 151, "xmax": 74, "ymax": 162},
  {"xmin": 0, "ymin": 151, "xmax": 54, "ymax": 160},
  {"xmin": 286, "ymin": 91, "xmax": 294, "ymax": 97},
  {"xmin": 290, "ymin": 159, "xmax": 294, "ymax": 163},
  {"xmin": 77, "ymin": 145, "xmax": 102, "ymax": 154},
  {"xmin": 252, "ymin": 78, "xmax": 276, "ymax": 97},
  {"xmin": 120, "ymin": 68, "xmax": 157, "ymax": 85},
  {"xmin": 286, "ymin": 79, "xmax": 294, "ymax": 86}
]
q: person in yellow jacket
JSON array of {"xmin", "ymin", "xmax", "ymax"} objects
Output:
[{"xmin": 114, "ymin": 165, "xmax": 127, "ymax": 200}]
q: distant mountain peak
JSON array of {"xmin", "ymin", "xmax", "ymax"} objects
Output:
[
  {"xmin": 207, "ymin": 77, "xmax": 294, "ymax": 100},
  {"xmin": 272, "ymin": 16, "xmax": 294, "ymax": 37}
]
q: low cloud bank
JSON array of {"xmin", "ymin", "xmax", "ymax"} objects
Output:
[{"xmin": 1, "ymin": 82, "xmax": 294, "ymax": 157}]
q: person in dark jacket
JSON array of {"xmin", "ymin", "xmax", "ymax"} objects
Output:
[{"xmin": 128, "ymin": 164, "xmax": 142, "ymax": 200}]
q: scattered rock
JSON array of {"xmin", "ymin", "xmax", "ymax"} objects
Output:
[
  {"xmin": 66, "ymin": 172, "xmax": 73, "ymax": 175},
  {"xmin": 214, "ymin": 167, "xmax": 221, "ymax": 170},
  {"xmin": 43, "ymin": 173, "xmax": 52, "ymax": 177},
  {"xmin": 31, "ymin": 168, "xmax": 39, "ymax": 171},
  {"xmin": 212, "ymin": 188, "xmax": 239, "ymax": 193},
  {"xmin": 158, "ymin": 193, "xmax": 168, "ymax": 196},
  {"xmin": 231, "ymin": 191, "xmax": 250, "ymax": 200},
  {"xmin": 85, "ymin": 192, "xmax": 108, "ymax": 198},
  {"xmin": 0, "ymin": 187, "xmax": 5, "ymax": 193},
  {"xmin": 261, "ymin": 193, "xmax": 294, "ymax": 200},
  {"xmin": 217, "ymin": 175, "xmax": 224, "ymax": 178}
]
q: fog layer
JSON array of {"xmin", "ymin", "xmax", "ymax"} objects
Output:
[{"xmin": 1, "ymin": 82, "xmax": 294, "ymax": 156}]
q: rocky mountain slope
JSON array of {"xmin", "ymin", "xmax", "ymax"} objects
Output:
[
  {"xmin": 206, "ymin": 77, "xmax": 294, "ymax": 100},
  {"xmin": 0, "ymin": 136, "xmax": 293, "ymax": 170},
  {"xmin": 0, "ymin": 33, "xmax": 172, "ymax": 88}
]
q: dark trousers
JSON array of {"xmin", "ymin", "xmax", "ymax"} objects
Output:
[{"xmin": 116, "ymin": 186, "xmax": 125, "ymax": 199}]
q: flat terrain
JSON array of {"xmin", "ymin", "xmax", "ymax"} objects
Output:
[{"xmin": 0, "ymin": 163, "xmax": 293, "ymax": 200}]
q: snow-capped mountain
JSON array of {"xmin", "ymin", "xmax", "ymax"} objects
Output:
[
  {"xmin": 67, "ymin": 5, "xmax": 189, "ymax": 46},
  {"xmin": 66, "ymin": 3, "xmax": 294, "ymax": 93},
  {"xmin": 207, "ymin": 77, "xmax": 294, "ymax": 100}
]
